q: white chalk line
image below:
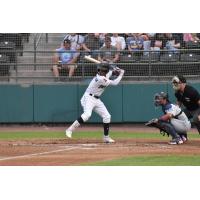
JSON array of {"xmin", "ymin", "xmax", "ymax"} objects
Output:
[
  {"xmin": 0, "ymin": 143, "xmax": 100, "ymax": 162},
  {"xmin": 0, "ymin": 146, "xmax": 80, "ymax": 162}
]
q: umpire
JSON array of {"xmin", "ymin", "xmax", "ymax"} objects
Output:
[{"xmin": 172, "ymin": 75, "xmax": 200, "ymax": 133}]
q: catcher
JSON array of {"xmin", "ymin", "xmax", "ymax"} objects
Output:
[{"xmin": 145, "ymin": 92, "xmax": 191, "ymax": 145}]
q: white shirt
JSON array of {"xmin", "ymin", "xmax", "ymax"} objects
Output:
[
  {"xmin": 111, "ymin": 36, "xmax": 126, "ymax": 50},
  {"xmin": 85, "ymin": 71, "xmax": 124, "ymax": 97}
]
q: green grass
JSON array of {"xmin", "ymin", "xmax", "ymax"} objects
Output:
[
  {"xmin": 84, "ymin": 155, "xmax": 200, "ymax": 166},
  {"xmin": 0, "ymin": 131, "xmax": 199, "ymax": 140}
]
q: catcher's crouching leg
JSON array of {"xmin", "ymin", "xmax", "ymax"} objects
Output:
[{"xmin": 157, "ymin": 120, "xmax": 180, "ymax": 139}]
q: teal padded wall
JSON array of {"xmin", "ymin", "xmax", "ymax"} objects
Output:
[
  {"xmin": 33, "ymin": 84, "xmax": 78, "ymax": 122},
  {"xmin": 0, "ymin": 84, "xmax": 33, "ymax": 122},
  {"xmin": 123, "ymin": 83, "xmax": 167, "ymax": 122},
  {"xmin": 0, "ymin": 82, "xmax": 200, "ymax": 123}
]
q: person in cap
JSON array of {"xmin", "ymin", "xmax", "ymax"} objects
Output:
[
  {"xmin": 52, "ymin": 39, "xmax": 79, "ymax": 78},
  {"xmin": 146, "ymin": 92, "xmax": 191, "ymax": 145},
  {"xmin": 65, "ymin": 63, "xmax": 124, "ymax": 143},
  {"xmin": 172, "ymin": 75, "xmax": 200, "ymax": 134}
]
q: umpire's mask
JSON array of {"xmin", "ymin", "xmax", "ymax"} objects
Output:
[{"xmin": 172, "ymin": 75, "xmax": 186, "ymax": 90}]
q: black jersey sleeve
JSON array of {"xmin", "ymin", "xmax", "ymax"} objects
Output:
[{"xmin": 189, "ymin": 86, "xmax": 200, "ymax": 102}]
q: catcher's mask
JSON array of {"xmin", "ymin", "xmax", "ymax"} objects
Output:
[
  {"xmin": 172, "ymin": 75, "xmax": 186, "ymax": 90},
  {"xmin": 97, "ymin": 63, "xmax": 110, "ymax": 74},
  {"xmin": 154, "ymin": 92, "xmax": 168, "ymax": 106}
]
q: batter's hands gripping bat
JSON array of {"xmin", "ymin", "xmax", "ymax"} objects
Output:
[{"xmin": 84, "ymin": 55, "xmax": 124, "ymax": 75}]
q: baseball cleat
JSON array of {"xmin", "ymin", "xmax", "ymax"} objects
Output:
[
  {"xmin": 180, "ymin": 135, "xmax": 188, "ymax": 143},
  {"xmin": 103, "ymin": 136, "xmax": 115, "ymax": 143},
  {"xmin": 168, "ymin": 138, "xmax": 183, "ymax": 145},
  {"xmin": 65, "ymin": 129, "xmax": 72, "ymax": 138}
]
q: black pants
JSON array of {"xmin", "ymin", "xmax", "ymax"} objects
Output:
[{"xmin": 184, "ymin": 107, "xmax": 200, "ymax": 133}]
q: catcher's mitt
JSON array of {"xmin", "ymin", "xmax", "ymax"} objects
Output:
[
  {"xmin": 145, "ymin": 118, "xmax": 158, "ymax": 126},
  {"xmin": 145, "ymin": 118, "xmax": 169, "ymax": 137}
]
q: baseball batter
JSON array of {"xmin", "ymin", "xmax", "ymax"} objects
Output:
[{"xmin": 65, "ymin": 63, "xmax": 125, "ymax": 143}]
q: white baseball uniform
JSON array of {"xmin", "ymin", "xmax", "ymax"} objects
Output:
[
  {"xmin": 80, "ymin": 70, "xmax": 124, "ymax": 123},
  {"xmin": 163, "ymin": 103, "xmax": 191, "ymax": 133}
]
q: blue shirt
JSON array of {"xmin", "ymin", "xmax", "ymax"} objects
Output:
[{"xmin": 56, "ymin": 47, "xmax": 78, "ymax": 64}]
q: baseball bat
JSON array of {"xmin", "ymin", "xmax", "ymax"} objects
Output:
[{"xmin": 84, "ymin": 55, "xmax": 101, "ymax": 64}]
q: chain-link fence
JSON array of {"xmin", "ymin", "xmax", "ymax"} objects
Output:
[{"xmin": 0, "ymin": 33, "xmax": 200, "ymax": 83}]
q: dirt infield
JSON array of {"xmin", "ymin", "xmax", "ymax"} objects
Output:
[{"xmin": 0, "ymin": 125, "xmax": 200, "ymax": 166}]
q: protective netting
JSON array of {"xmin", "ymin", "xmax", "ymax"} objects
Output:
[{"xmin": 0, "ymin": 33, "xmax": 200, "ymax": 83}]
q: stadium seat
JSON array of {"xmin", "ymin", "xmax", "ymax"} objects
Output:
[
  {"xmin": 0, "ymin": 41, "xmax": 16, "ymax": 62},
  {"xmin": 180, "ymin": 53, "xmax": 200, "ymax": 62},
  {"xmin": 0, "ymin": 54, "xmax": 10, "ymax": 77},
  {"xmin": 140, "ymin": 53, "xmax": 160, "ymax": 63},
  {"xmin": 185, "ymin": 41, "xmax": 200, "ymax": 49},
  {"xmin": 160, "ymin": 53, "xmax": 180, "ymax": 62},
  {"xmin": 0, "ymin": 34, "xmax": 23, "ymax": 56},
  {"xmin": 120, "ymin": 54, "xmax": 140, "ymax": 63}
]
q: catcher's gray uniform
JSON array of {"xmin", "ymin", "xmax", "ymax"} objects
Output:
[{"xmin": 162, "ymin": 103, "xmax": 191, "ymax": 134}]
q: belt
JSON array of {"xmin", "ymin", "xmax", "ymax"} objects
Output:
[
  {"xmin": 174, "ymin": 111, "xmax": 183, "ymax": 119},
  {"xmin": 89, "ymin": 93, "xmax": 99, "ymax": 99}
]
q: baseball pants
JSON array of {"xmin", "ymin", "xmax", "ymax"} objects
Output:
[
  {"xmin": 170, "ymin": 118, "xmax": 191, "ymax": 134},
  {"xmin": 80, "ymin": 93, "xmax": 111, "ymax": 123}
]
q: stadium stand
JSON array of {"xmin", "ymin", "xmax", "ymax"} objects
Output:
[
  {"xmin": 0, "ymin": 33, "xmax": 200, "ymax": 83},
  {"xmin": 0, "ymin": 54, "xmax": 10, "ymax": 79}
]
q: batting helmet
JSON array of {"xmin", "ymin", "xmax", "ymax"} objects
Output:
[
  {"xmin": 154, "ymin": 92, "xmax": 169, "ymax": 106},
  {"xmin": 97, "ymin": 63, "xmax": 110, "ymax": 74}
]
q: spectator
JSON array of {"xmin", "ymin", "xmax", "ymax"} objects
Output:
[
  {"xmin": 184, "ymin": 33, "xmax": 200, "ymax": 49},
  {"xmin": 111, "ymin": 33, "xmax": 126, "ymax": 50},
  {"xmin": 95, "ymin": 33, "xmax": 107, "ymax": 46},
  {"xmin": 184, "ymin": 33, "xmax": 200, "ymax": 42},
  {"xmin": 82, "ymin": 33, "xmax": 101, "ymax": 57},
  {"xmin": 150, "ymin": 33, "xmax": 166, "ymax": 51},
  {"xmin": 139, "ymin": 33, "xmax": 151, "ymax": 55},
  {"xmin": 126, "ymin": 33, "xmax": 144, "ymax": 55},
  {"xmin": 63, "ymin": 33, "xmax": 84, "ymax": 50},
  {"xmin": 98, "ymin": 36, "xmax": 119, "ymax": 66},
  {"xmin": 52, "ymin": 39, "xmax": 79, "ymax": 78},
  {"xmin": 165, "ymin": 33, "xmax": 181, "ymax": 53}
]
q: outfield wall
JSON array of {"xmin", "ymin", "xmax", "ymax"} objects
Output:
[{"xmin": 1, "ymin": 83, "xmax": 200, "ymax": 123}]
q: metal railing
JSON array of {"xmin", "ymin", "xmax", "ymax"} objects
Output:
[
  {"xmin": 0, "ymin": 48, "xmax": 200, "ymax": 83},
  {"xmin": 33, "ymin": 33, "xmax": 48, "ymax": 70}
]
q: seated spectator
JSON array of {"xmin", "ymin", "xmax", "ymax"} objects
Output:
[
  {"xmin": 138, "ymin": 33, "xmax": 151, "ymax": 56},
  {"xmin": 184, "ymin": 33, "xmax": 200, "ymax": 42},
  {"xmin": 126, "ymin": 33, "xmax": 144, "ymax": 55},
  {"xmin": 184, "ymin": 33, "xmax": 200, "ymax": 49},
  {"xmin": 165, "ymin": 33, "xmax": 181, "ymax": 53},
  {"xmin": 98, "ymin": 36, "xmax": 119, "ymax": 67},
  {"xmin": 52, "ymin": 39, "xmax": 79, "ymax": 78},
  {"xmin": 150, "ymin": 33, "xmax": 166, "ymax": 53},
  {"xmin": 111, "ymin": 33, "xmax": 126, "ymax": 50},
  {"xmin": 63, "ymin": 33, "xmax": 84, "ymax": 50},
  {"xmin": 94, "ymin": 33, "xmax": 107, "ymax": 46},
  {"xmin": 82, "ymin": 33, "xmax": 101, "ymax": 57}
]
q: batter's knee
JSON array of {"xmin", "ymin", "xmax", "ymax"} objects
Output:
[
  {"xmin": 81, "ymin": 112, "xmax": 92, "ymax": 122},
  {"xmin": 103, "ymin": 114, "xmax": 111, "ymax": 123}
]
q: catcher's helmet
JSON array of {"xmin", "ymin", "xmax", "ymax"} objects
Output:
[
  {"xmin": 154, "ymin": 92, "xmax": 168, "ymax": 106},
  {"xmin": 97, "ymin": 63, "xmax": 110, "ymax": 74}
]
